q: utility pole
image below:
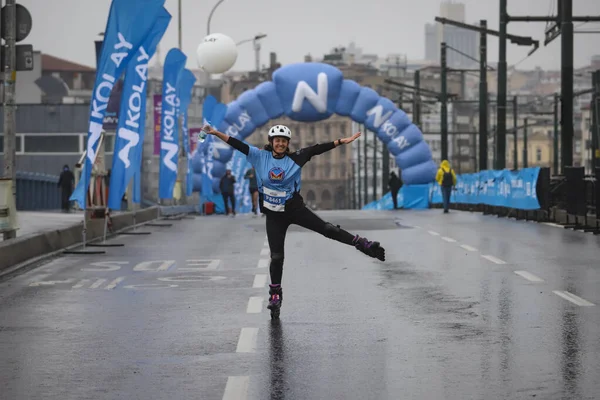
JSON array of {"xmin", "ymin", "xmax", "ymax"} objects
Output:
[
  {"xmin": 478, "ymin": 20, "xmax": 488, "ymax": 171},
  {"xmin": 553, "ymin": 93, "xmax": 560, "ymax": 175},
  {"xmin": 372, "ymin": 130, "xmax": 377, "ymax": 202},
  {"xmin": 496, "ymin": 0, "xmax": 508, "ymax": 170},
  {"xmin": 413, "ymin": 73, "xmax": 421, "ymax": 126},
  {"xmin": 440, "ymin": 42, "xmax": 448, "ymax": 161},
  {"xmin": 592, "ymin": 71, "xmax": 599, "ymax": 172},
  {"xmin": 560, "ymin": 0, "xmax": 573, "ymax": 173},
  {"xmin": 522, "ymin": 118, "xmax": 529, "ymax": 168},
  {"xmin": 512, "ymin": 96, "xmax": 518, "ymax": 169},
  {"xmin": 351, "ymin": 162, "xmax": 356, "ymax": 209},
  {"xmin": 362, "ymin": 124, "xmax": 368, "ymax": 206},
  {"xmin": 2, "ymin": 0, "xmax": 17, "ymax": 240},
  {"xmin": 178, "ymin": 0, "xmax": 182, "ymax": 48},
  {"xmin": 356, "ymin": 136, "xmax": 362, "ymax": 208}
]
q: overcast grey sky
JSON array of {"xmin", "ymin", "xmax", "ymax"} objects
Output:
[{"xmin": 19, "ymin": 0, "xmax": 600, "ymax": 72}]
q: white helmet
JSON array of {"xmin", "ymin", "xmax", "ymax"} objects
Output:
[{"xmin": 268, "ymin": 125, "xmax": 292, "ymax": 140}]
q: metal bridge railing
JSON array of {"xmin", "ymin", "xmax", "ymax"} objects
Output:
[{"xmin": 15, "ymin": 171, "xmax": 61, "ymax": 211}]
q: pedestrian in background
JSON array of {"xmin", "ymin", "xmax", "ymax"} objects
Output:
[
  {"xmin": 220, "ymin": 169, "xmax": 237, "ymax": 216},
  {"xmin": 57, "ymin": 164, "xmax": 74, "ymax": 213},
  {"xmin": 244, "ymin": 167, "xmax": 260, "ymax": 216},
  {"xmin": 435, "ymin": 159, "xmax": 457, "ymax": 213},
  {"xmin": 388, "ymin": 170, "xmax": 403, "ymax": 209}
]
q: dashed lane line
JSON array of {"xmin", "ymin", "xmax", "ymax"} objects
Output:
[
  {"xmin": 460, "ymin": 244, "xmax": 478, "ymax": 252},
  {"xmin": 514, "ymin": 270, "xmax": 544, "ymax": 282},
  {"xmin": 481, "ymin": 255, "xmax": 507, "ymax": 265},
  {"xmin": 441, "ymin": 236, "xmax": 457, "ymax": 243},
  {"xmin": 222, "ymin": 376, "xmax": 249, "ymax": 400},
  {"xmin": 553, "ymin": 290, "xmax": 595, "ymax": 307},
  {"xmin": 246, "ymin": 297, "xmax": 263, "ymax": 313},
  {"xmin": 236, "ymin": 328, "xmax": 258, "ymax": 353},
  {"xmin": 252, "ymin": 274, "xmax": 267, "ymax": 289}
]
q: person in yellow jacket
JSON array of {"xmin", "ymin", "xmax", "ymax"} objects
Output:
[{"xmin": 435, "ymin": 159, "xmax": 457, "ymax": 213}]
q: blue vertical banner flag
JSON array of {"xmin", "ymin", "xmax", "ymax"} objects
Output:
[
  {"xmin": 200, "ymin": 99, "xmax": 227, "ymax": 198},
  {"xmin": 70, "ymin": 0, "xmax": 166, "ymax": 209},
  {"xmin": 226, "ymin": 148, "xmax": 252, "ymax": 213},
  {"xmin": 107, "ymin": 7, "xmax": 171, "ymax": 210},
  {"xmin": 159, "ymin": 48, "xmax": 187, "ymax": 200},
  {"xmin": 176, "ymin": 69, "xmax": 197, "ymax": 197}
]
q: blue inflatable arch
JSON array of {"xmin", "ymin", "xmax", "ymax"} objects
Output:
[{"xmin": 199, "ymin": 62, "xmax": 436, "ymax": 193}]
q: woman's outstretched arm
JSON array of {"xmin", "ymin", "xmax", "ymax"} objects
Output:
[
  {"xmin": 292, "ymin": 131, "xmax": 362, "ymax": 166},
  {"xmin": 202, "ymin": 125, "xmax": 249, "ymax": 155}
]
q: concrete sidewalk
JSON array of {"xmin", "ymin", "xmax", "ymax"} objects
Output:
[{"xmin": 0, "ymin": 210, "xmax": 84, "ymax": 242}]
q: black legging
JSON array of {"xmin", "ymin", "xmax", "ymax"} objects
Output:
[
  {"xmin": 266, "ymin": 206, "xmax": 355, "ymax": 285},
  {"xmin": 222, "ymin": 192, "xmax": 235, "ymax": 213}
]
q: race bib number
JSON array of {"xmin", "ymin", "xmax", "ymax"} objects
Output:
[{"xmin": 263, "ymin": 187, "xmax": 287, "ymax": 212}]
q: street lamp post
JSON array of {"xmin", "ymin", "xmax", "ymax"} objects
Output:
[
  {"xmin": 207, "ymin": 0, "xmax": 226, "ymax": 35},
  {"xmin": 178, "ymin": 0, "xmax": 182, "ymax": 49},
  {"xmin": 237, "ymin": 34, "xmax": 267, "ymax": 73}
]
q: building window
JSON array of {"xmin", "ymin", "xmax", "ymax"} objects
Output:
[
  {"xmin": 324, "ymin": 124, "xmax": 330, "ymax": 137},
  {"xmin": 24, "ymin": 135, "xmax": 80, "ymax": 153},
  {"xmin": 340, "ymin": 123, "xmax": 346, "ymax": 135},
  {"xmin": 323, "ymin": 162, "xmax": 331, "ymax": 178},
  {"xmin": 536, "ymin": 147, "xmax": 542, "ymax": 162},
  {"xmin": 0, "ymin": 135, "xmax": 22, "ymax": 153}
]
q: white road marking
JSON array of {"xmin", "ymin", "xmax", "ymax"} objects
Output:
[
  {"xmin": 246, "ymin": 297, "xmax": 264, "ymax": 313},
  {"xmin": 29, "ymin": 279, "xmax": 74, "ymax": 287},
  {"xmin": 460, "ymin": 244, "xmax": 478, "ymax": 252},
  {"xmin": 553, "ymin": 291, "xmax": 595, "ymax": 306},
  {"xmin": 222, "ymin": 376, "xmax": 249, "ymax": 400},
  {"xmin": 428, "ymin": 230, "xmax": 440, "ymax": 236},
  {"xmin": 72, "ymin": 279, "xmax": 91, "ymax": 289},
  {"xmin": 123, "ymin": 283, "xmax": 179, "ymax": 289},
  {"xmin": 414, "ymin": 225, "xmax": 421, "ymax": 229},
  {"xmin": 260, "ymin": 248, "xmax": 270, "ymax": 256},
  {"xmin": 82, "ymin": 261, "xmax": 128, "ymax": 272},
  {"xmin": 543, "ymin": 222, "xmax": 564, "ymax": 228},
  {"xmin": 105, "ymin": 277, "xmax": 126, "ymax": 290},
  {"xmin": 253, "ymin": 274, "xmax": 267, "ymax": 288},
  {"xmin": 481, "ymin": 255, "xmax": 507, "ymax": 264},
  {"xmin": 514, "ymin": 270, "xmax": 544, "ymax": 282},
  {"xmin": 89, "ymin": 279, "xmax": 108, "ymax": 289},
  {"xmin": 133, "ymin": 260, "xmax": 175, "ymax": 272},
  {"xmin": 158, "ymin": 276, "xmax": 226, "ymax": 282},
  {"xmin": 236, "ymin": 328, "xmax": 258, "ymax": 353},
  {"xmin": 180, "ymin": 259, "xmax": 221, "ymax": 271},
  {"xmin": 257, "ymin": 259, "xmax": 269, "ymax": 269},
  {"xmin": 441, "ymin": 236, "xmax": 457, "ymax": 243}
]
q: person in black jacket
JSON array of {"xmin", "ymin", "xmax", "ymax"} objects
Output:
[
  {"xmin": 388, "ymin": 171, "xmax": 403, "ymax": 209},
  {"xmin": 219, "ymin": 169, "xmax": 236, "ymax": 216},
  {"xmin": 57, "ymin": 164, "xmax": 75, "ymax": 212}
]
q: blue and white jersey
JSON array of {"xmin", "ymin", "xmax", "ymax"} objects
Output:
[{"xmin": 244, "ymin": 142, "xmax": 335, "ymax": 212}]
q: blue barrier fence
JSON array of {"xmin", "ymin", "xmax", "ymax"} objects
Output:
[
  {"xmin": 364, "ymin": 167, "xmax": 542, "ymax": 211},
  {"xmin": 15, "ymin": 171, "xmax": 61, "ymax": 211},
  {"xmin": 430, "ymin": 167, "xmax": 541, "ymax": 210}
]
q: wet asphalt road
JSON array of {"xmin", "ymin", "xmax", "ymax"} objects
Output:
[{"xmin": 1, "ymin": 209, "xmax": 599, "ymax": 400}]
